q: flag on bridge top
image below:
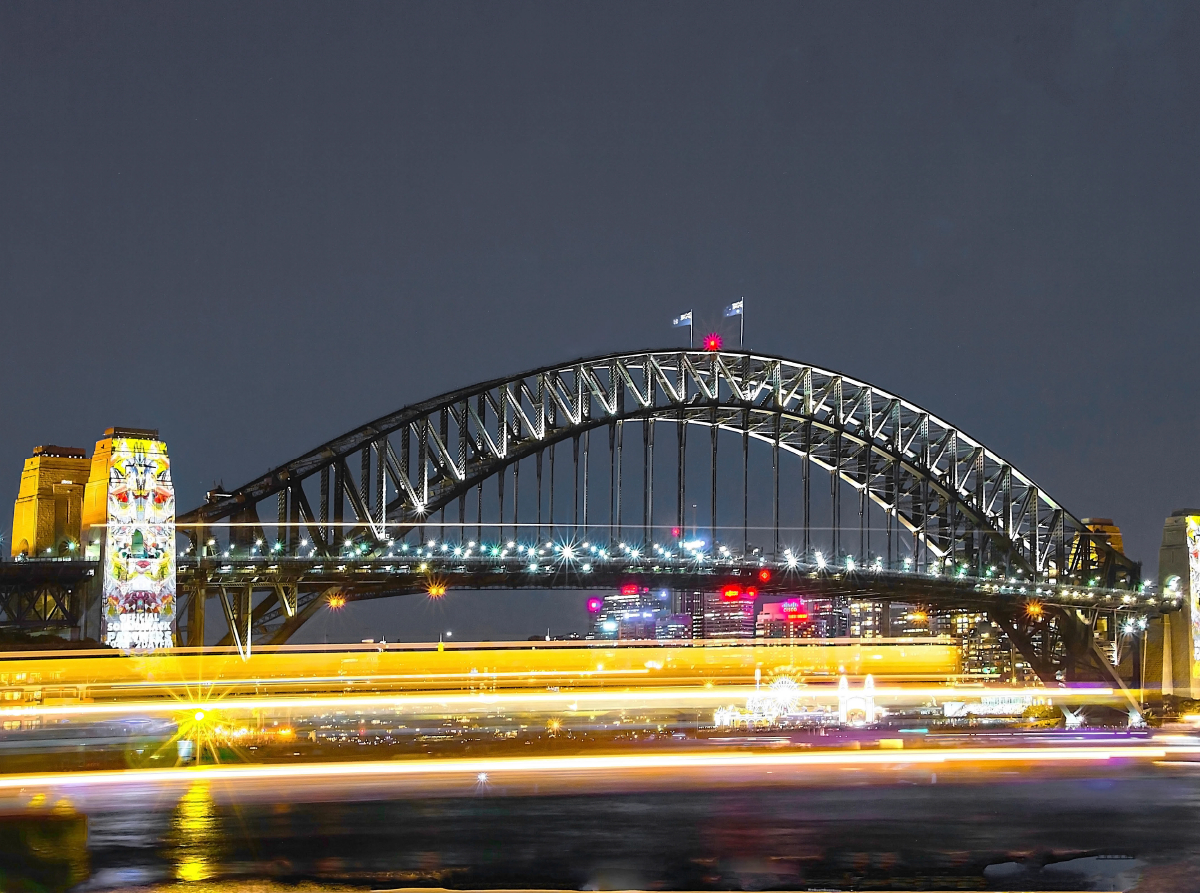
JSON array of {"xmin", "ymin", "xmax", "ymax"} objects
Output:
[
  {"xmin": 672, "ymin": 310, "xmax": 693, "ymax": 327},
  {"xmin": 724, "ymin": 299, "xmax": 743, "ymax": 317}
]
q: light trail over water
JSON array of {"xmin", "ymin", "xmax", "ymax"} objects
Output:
[
  {"xmin": 0, "ymin": 683, "xmax": 1119, "ymax": 720},
  {"xmin": 1, "ymin": 742, "xmax": 1196, "ymax": 794}
]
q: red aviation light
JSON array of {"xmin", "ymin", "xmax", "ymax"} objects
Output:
[
  {"xmin": 758, "ymin": 568, "xmax": 772, "ymax": 583},
  {"xmin": 703, "ymin": 333, "xmax": 723, "ymax": 351},
  {"xmin": 746, "ymin": 587, "xmax": 758, "ymax": 598}
]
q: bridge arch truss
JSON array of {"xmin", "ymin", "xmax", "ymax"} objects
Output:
[{"xmin": 183, "ymin": 349, "xmax": 1134, "ymax": 583}]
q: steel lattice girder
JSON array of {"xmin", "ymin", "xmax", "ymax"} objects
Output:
[
  {"xmin": 0, "ymin": 584, "xmax": 76, "ymax": 626},
  {"xmin": 179, "ymin": 350, "xmax": 1137, "ymax": 587},
  {"xmin": 0, "ymin": 562, "xmax": 94, "ymax": 630}
]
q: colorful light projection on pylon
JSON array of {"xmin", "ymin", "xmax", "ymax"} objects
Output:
[
  {"xmin": 102, "ymin": 435, "xmax": 176, "ymax": 651},
  {"xmin": 1188, "ymin": 517, "xmax": 1200, "ymax": 674}
]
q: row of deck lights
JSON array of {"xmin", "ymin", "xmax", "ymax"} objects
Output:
[
  {"xmin": 195, "ymin": 537, "xmax": 1052, "ymax": 586},
  {"xmin": 185, "ymin": 536, "xmax": 1137, "ymax": 587},
  {"xmin": 186, "ymin": 538, "xmax": 1166, "ymax": 605}
]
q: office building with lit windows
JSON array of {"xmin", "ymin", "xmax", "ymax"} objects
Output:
[
  {"xmin": 587, "ymin": 586, "xmax": 675, "ymax": 640},
  {"xmin": 699, "ymin": 587, "xmax": 757, "ymax": 638},
  {"xmin": 755, "ymin": 599, "xmax": 815, "ymax": 638}
]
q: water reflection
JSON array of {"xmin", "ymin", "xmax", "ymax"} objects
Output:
[
  {"xmin": 7, "ymin": 764, "xmax": 1200, "ymax": 891},
  {"xmin": 0, "ymin": 794, "xmax": 89, "ymax": 891},
  {"xmin": 166, "ymin": 781, "xmax": 220, "ymax": 882}
]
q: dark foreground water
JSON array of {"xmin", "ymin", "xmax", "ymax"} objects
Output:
[{"xmin": 4, "ymin": 761, "xmax": 1200, "ymax": 892}]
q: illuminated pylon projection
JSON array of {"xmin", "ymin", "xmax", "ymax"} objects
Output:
[{"xmin": 86, "ymin": 428, "xmax": 176, "ymax": 651}]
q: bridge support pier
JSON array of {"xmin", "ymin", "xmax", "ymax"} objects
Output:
[
  {"xmin": 1154, "ymin": 511, "xmax": 1200, "ymax": 703},
  {"xmin": 1142, "ymin": 614, "xmax": 1171, "ymax": 708}
]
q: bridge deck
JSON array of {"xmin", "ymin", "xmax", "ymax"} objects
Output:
[{"xmin": 178, "ymin": 554, "xmax": 1166, "ymax": 616}]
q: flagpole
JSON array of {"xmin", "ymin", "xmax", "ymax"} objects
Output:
[
  {"xmin": 740, "ymin": 298, "xmax": 744, "ymax": 349},
  {"xmin": 673, "ymin": 310, "xmax": 695, "ymax": 348}
]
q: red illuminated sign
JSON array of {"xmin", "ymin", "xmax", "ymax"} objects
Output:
[
  {"xmin": 780, "ymin": 599, "xmax": 808, "ymax": 619},
  {"xmin": 620, "ymin": 584, "xmax": 640, "ymax": 595},
  {"xmin": 758, "ymin": 568, "xmax": 772, "ymax": 583},
  {"xmin": 721, "ymin": 587, "xmax": 741, "ymax": 600}
]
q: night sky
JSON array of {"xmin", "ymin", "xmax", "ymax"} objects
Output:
[{"xmin": 3, "ymin": 3, "xmax": 1198, "ymax": 642}]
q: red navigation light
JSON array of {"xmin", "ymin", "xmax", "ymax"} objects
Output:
[
  {"xmin": 620, "ymin": 584, "xmax": 640, "ymax": 595},
  {"xmin": 703, "ymin": 333, "xmax": 723, "ymax": 351},
  {"xmin": 758, "ymin": 568, "xmax": 772, "ymax": 583},
  {"xmin": 586, "ymin": 597, "xmax": 604, "ymax": 613},
  {"xmin": 671, "ymin": 526, "xmax": 681, "ymax": 538},
  {"xmin": 721, "ymin": 587, "xmax": 741, "ymax": 600}
]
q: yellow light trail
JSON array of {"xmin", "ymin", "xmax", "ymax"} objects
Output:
[
  {"xmin": 0, "ymin": 744, "xmax": 1191, "ymax": 792},
  {"xmin": 0, "ymin": 685, "xmax": 1117, "ymax": 720},
  {"xmin": 91, "ymin": 667, "xmax": 653, "ymax": 691},
  {"xmin": 0, "ymin": 639, "xmax": 963, "ymax": 689},
  {"xmin": 0, "ymin": 686, "xmax": 756, "ymax": 718}
]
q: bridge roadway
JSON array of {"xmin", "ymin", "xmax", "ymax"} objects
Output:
[
  {"xmin": 7, "ymin": 554, "xmax": 1171, "ymax": 626},
  {"xmin": 178, "ymin": 550, "xmax": 1171, "ymax": 643}
]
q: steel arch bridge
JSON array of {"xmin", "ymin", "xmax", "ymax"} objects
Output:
[{"xmin": 176, "ymin": 349, "xmax": 1163, "ymax": 684}]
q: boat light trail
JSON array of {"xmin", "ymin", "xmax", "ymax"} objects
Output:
[
  {"xmin": 0, "ymin": 744, "xmax": 1190, "ymax": 792},
  {"xmin": 0, "ymin": 684, "xmax": 1118, "ymax": 720}
]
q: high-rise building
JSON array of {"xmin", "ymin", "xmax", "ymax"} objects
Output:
[
  {"xmin": 10, "ymin": 445, "xmax": 90, "ymax": 559},
  {"xmin": 890, "ymin": 604, "xmax": 939, "ymax": 637},
  {"xmin": 700, "ymin": 587, "xmax": 756, "ymax": 638},
  {"xmin": 847, "ymin": 599, "xmax": 884, "ymax": 638},
  {"xmin": 674, "ymin": 589, "xmax": 703, "ymax": 633},
  {"xmin": 805, "ymin": 598, "xmax": 849, "ymax": 637},
  {"xmin": 655, "ymin": 613, "xmax": 693, "ymax": 640},
  {"xmin": 588, "ymin": 586, "xmax": 673, "ymax": 639},
  {"xmin": 756, "ymin": 598, "xmax": 815, "ymax": 638}
]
